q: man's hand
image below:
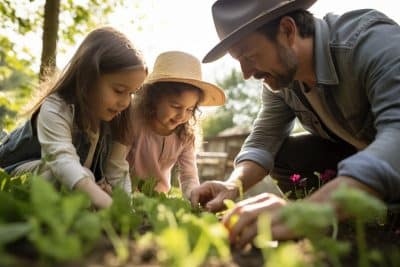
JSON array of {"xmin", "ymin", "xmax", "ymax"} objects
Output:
[
  {"xmin": 222, "ymin": 193, "xmax": 290, "ymax": 249},
  {"xmin": 190, "ymin": 181, "xmax": 240, "ymax": 212},
  {"xmin": 190, "ymin": 161, "xmax": 268, "ymax": 212}
]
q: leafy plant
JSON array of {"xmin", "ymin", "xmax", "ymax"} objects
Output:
[
  {"xmin": 331, "ymin": 185, "xmax": 387, "ymax": 267},
  {"xmin": 279, "ymin": 201, "xmax": 350, "ymax": 267}
]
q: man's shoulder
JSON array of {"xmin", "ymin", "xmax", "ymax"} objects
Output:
[{"xmin": 323, "ymin": 9, "xmax": 397, "ymax": 44}]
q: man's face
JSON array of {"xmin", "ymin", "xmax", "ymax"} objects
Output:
[{"xmin": 228, "ymin": 31, "xmax": 298, "ymax": 91}]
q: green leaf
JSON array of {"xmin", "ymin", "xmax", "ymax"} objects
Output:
[
  {"xmin": 0, "ymin": 222, "xmax": 31, "ymax": 244},
  {"xmin": 73, "ymin": 212, "xmax": 101, "ymax": 244},
  {"xmin": 30, "ymin": 176, "xmax": 60, "ymax": 225},
  {"xmin": 60, "ymin": 193, "xmax": 90, "ymax": 228},
  {"xmin": 279, "ymin": 201, "xmax": 336, "ymax": 238},
  {"xmin": 331, "ymin": 185, "xmax": 387, "ymax": 223}
]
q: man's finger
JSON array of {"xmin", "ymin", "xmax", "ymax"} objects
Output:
[
  {"xmin": 228, "ymin": 209, "xmax": 255, "ymax": 244},
  {"xmin": 271, "ymin": 221, "xmax": 295, "ymax": 240},
  {"xmin": 190, "ymin": 186, "xmax": 201, "ymax": 208},
  {"xmin": 235, "ymin": 192, "xmax": 272, "ymax": 208},
  {"xmin": 237, "ymin": 221, "xmax": 258, "ymax": 249},
  {"xmin": 206, "ymin": 193, "xmax": 227, "ymax": 212},
  {"xmin": 190, "ymin": 182, "xmax": 214, "ymax": 207}
]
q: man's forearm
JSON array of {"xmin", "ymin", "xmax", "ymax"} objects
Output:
[
  {"xmin": 307, "ymin": 175, "xmax": 382, "ymax": 219},
  {"xmin": 227, "ymin": 160, "xmax": 269, "ymax": 192}
]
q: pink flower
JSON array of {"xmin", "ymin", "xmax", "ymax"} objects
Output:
[
  {"xmin": 320, "ymin": 169, "xmax": 337, "ymax": 182},
  {"xmin": 290, "ymin": 173, "xmax": 301, "ymax": 184}
]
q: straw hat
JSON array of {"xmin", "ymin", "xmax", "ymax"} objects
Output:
[
  {"xmin": 203, "ymin": 0, "xmax": 317, "ymax": 63},
  {"xmin": 145, "ymin": 51, "xmax": 225, "ymax": 106}
]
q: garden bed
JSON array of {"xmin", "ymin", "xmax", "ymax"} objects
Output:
[{"xmin": 1, "ymin": 172, "xmax": 399, "ymax": 267}]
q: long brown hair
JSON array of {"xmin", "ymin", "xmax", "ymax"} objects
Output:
[
  {"xmin": 132, "ymin": 81, "xmax": 204, "ymax": 144},
  {"xmin": 32, "ymin": 26, "xmax": 147, "ymax": 143}
]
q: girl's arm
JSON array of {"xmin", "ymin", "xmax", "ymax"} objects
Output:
[
  {"xmin": 104, "ymin": 141, "xmax": 132, "ymax": 194},
  {"xmin": 177, "ymin": 142, "xmax": 200, "ymax": 199},
  {"xmin": 75, "ymin": 177, "xmax": 112, "ymax": 208},
  {"xmin": 37, "ymin": 95, "xmax": 111, "ymax": 207}
]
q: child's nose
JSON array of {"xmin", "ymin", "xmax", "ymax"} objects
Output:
[
  {"xmin": 118, "ymin": 96, "xmax": 130, "ymax": 110},
  {"xmin": 176, "ymin": 109, "xmax": 185, "ymax": 119}
]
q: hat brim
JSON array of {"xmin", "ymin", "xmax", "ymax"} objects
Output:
[
  {"xmin": 145, "ymin": 77, "xmax": 226, "ymax": 106},
  {"xmin": 202, "ymin": 0, "xmax": 316, "ymax": 63}
]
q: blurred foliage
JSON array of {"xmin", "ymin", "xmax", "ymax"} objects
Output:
[
  {"xmin": 0, "ymin": 0, "xmax": 127, "ymax": 47},
  {"xmin": 201, "ymin": 109, "xmax": 234, "ymax": 138},
  {"xmin": 0, "ymin": 35, "xmax": 36, "ymax": 131},
  {"xmin": 0, "ymin": 170, "xmax": 230, "ymax": 266},
  {"xmin": 0, "ymin": 0, "xmax": 133, "ymax": 131},
  {"xmin": 201, "ymin": 69, "xmax": 261, "ymax": 138}
]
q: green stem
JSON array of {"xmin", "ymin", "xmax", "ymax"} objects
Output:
[
  {"xmin": 102, "ymin": 221, "xmax": 129, "ymax": 264},
  {"xmin": 356, "ymin": 219, "xmax": 368, "ymax": 267},
  {"xmin": 331, "ymin": 218, "xmax": 338, "ymax": 240}
]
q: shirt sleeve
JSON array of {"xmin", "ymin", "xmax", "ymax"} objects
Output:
[
  {"xmin": 234, "ymin": 86, "xmax": 295, "ymax": 171},
  {"xmin": 104, "ymin": 142, "xmax": 132, "ymax": 194},
  {"xmin": 338, "ymin": 20, "xmax": 400, "ymax": 202},
  {"xmin": 177, "ymin": 141, "xmax": 200, "ymax": 199},
  {"xmin": 37, "ymin": 96, "xmax": 94, "ymax": 189}
]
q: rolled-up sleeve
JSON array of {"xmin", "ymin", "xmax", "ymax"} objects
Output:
[
  {"xmin": 37, "ymin": 97, "xmax": 93, "ymax": 189},
  {"xmin": 234, "ymin": 86, "xmax": 295, "ymax": 171},
  {"xmin": 177, "ymin": 141, "xmax": 200, "ymax": 199},
  {"xmin": 104, "ymin": 142, "xmax": 132, "ymax": 194},
  {"xmin": 338, "ymin": 21, "xmax": 400, "ymax": 202}
]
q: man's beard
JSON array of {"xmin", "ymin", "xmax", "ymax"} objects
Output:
[{"xmin": 270, "ymin": 43, "xmax": 298, "ymax": 91}]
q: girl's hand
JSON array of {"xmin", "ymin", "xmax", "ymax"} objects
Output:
[
  {"xmin": 75, "ymin": 177, "xmax": 112, "ymax": 209},
  {"xmin": 97, "ymin": 179, "xmax": 113, "ymax": 195}
]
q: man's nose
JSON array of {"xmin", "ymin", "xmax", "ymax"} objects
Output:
[{"xmin": 240, "ymin": 59, "xmax": 255, "ymax": 80}]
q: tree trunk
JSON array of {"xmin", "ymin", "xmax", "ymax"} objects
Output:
[{"xmin": 39, "ymin": 0, "xmax": 60, "ymax": 82}]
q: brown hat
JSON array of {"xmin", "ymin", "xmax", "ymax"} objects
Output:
[
  {"xmin": 203, "ymin": 0, "xmax": 317, "ymax": 63},
  {"xmin": 145, "ymin": 51, "xmax": 225, "ymax": 106}
]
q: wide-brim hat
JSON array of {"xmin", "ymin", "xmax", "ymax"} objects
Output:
[
  {"xmin": 145, "ymin": 51, "xmax": 225, "ymax": 106},
  {"xmin": 203, "ymin": 0, "xmax": 317, "ymax": 63}
]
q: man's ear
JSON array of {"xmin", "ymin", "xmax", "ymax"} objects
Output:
[{"xmin": 278, "ymin": 16, "xmax": 297, "ymax": 46}]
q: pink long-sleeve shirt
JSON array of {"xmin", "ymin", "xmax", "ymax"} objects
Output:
[{"xmin": 126, "ymin": 117, "xmax": 200, "ymax": 198}]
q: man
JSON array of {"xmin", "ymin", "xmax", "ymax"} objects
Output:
[{"xmin": 190, "ymin": 0, "xmax": 400, "ymax": 248}]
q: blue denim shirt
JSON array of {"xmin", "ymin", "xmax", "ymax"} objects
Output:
[{"xmin": 235, "ymin": 9, "xmax": 400, "ymax": 202}]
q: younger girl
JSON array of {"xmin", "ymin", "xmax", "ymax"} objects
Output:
[
  {"xmin": 127, "ymin": 51, "xmax": 225, "ymax": 199},
  {"xmin": 0, "ymin": 27, "xmax": 147, "ymax": 208}
]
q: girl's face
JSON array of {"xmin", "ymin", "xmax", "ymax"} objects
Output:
[
  {"xmin": 152, "ymin": 90, "xmax": 200, "ymax": 135},
  {"xmin": 89, "ymin": 69, "xmax": 146, "ymax": 123}
]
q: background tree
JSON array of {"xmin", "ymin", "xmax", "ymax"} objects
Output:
[
  {"xmin": 0, "ymin": 36, "xmax": 35, "ymax": 130},
  {"xmin": 0, "ymin": 0, "xmax": 135, "ymax": 130},
  {"xmin": 40, "ymin": 0, "xmax": 60, "ymax": 80},
  {"xmin": 201, "ymin": 68, "xmax": 261, "ymax": 138}
]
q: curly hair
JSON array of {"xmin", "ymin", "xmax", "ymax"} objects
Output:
[{"xmin": 132, "ymin": 81, "xmax": 204, "ymax": 144}]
